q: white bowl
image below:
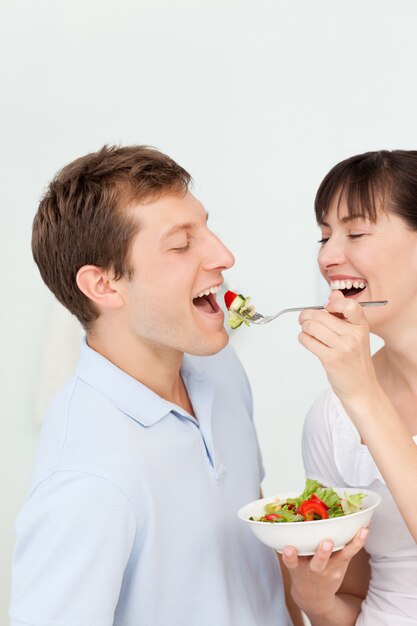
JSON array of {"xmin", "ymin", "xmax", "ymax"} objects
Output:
[{"xmin": 238, "ymin": 487, "xmax": 381, "ymax": 556}]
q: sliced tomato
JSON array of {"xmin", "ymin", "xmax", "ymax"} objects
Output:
[
  {"xmin": 224, "ymin": 290, "xmax": 238, "ymax": 310},
  {"xmin": 310, "ymin": 493, "xmax": 329, "ymax": 510},
  {"xmin": 298, "ymin": 499, "xmax": 329, "ymax": 521}
]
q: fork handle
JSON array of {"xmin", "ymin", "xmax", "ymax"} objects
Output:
[
  {"xmin": 288, "ymin": 300, "xmax": 388, "ymax": 313},
  {"xmin": 358, "ymin": 300, "xmax": 388, "ymax": 307}
]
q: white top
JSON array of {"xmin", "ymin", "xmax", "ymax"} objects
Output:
[
  {"xmin": 10, "ymin": 340, "xmax": 291, "ymax": 626},
  {"xmin": 302, "ymin": 388, "xmax": 417, "ymax": 626}
]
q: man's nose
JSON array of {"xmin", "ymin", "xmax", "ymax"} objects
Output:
[{"xmin": 204, "ymin": 232, "xmax": 235, "ymax": 270}]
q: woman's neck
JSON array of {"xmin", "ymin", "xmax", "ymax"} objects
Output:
[
  {"xmin": 374, "ymin": 335, "xmax": 417, "ymax": 394},
  {"xmin": 373, "ymin": 341, "xmax": 417, "ymax": 435}
]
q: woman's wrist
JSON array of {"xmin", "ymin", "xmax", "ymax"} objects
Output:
[
  {"xmin": 291, "ymin": 589, "xmax": 336, "ymax": 623},
  {"xmin": 306, "ymin": 594, "xmax": 361, "ymax": 626},
  {"xmin": 336, "ymin": 381, "xmax": 387, "ymax": 426}
]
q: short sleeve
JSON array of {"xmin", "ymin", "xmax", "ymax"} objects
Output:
[
  {"xmin": 10, "ymin": 470, "xmax": 137, "ymax": 626},
  {"xmin": 302, "ymin": 389, "xmax": 345, "ymax": 487}
]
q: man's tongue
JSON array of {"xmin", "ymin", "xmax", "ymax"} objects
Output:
[{"xmin": 193, "ymin": 295, "xmax": 215, "ymax": 313}]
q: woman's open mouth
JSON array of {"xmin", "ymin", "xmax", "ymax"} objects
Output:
[{"xmin": 329, "ymin": 279, "xmax": 367, "ymax": 298}]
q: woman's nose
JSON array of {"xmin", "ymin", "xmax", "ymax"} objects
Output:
[{"xmin": 318, "ymin": 236, "xmax": 346, "ymax": 270}]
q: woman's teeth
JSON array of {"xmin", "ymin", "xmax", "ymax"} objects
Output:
[
  {"xmin": 194, "ymin": 285, "xmax": 221, "ymax": 299},
  {"xmin": 330, "ymin": 280, "xmax": 366, "ymax": 291}
]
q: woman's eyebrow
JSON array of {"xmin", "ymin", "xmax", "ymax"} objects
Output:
[{"xmin": 321, "ymin": 215, "xmax": 367, "ymax": 227}]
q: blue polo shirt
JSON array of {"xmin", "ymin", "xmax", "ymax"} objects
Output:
[{"xmin": 10, "ymin": 340, "xmax": 291, "ymax": 626}]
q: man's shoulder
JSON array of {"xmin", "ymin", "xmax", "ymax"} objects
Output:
[
  {"xmin": 32, "ymin": 375, "xmax": 135, "ymax": 489},
  {"xmin": 43, "ymin": 372, "xmax": 119, "ymax": 426}
]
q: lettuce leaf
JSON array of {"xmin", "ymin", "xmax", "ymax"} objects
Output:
[
  {"xmin": 286, "ymin": 478, "xmax": 321, "ymax": 508},
  {"xmin": 341, "ymin": 491, "xmax": 366, "ymax": 515},
  {"xmin": 314, "ymin": 486, "xmax": 342, "ymax": 509}
]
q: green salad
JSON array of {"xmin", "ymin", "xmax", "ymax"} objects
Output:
[
  {"xmin": 250, "ymin": 478, "xmax": 366, "ymax": 523},
  {"xmin": 224, "ymin": 290, "xmax": 256, "ymax": 329}
]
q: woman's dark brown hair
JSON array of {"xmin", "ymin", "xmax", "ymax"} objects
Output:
[
  {"xmin": 32, "ymin": 145, "xmax": 191, "ymax": 328},
  {"xmin": 315, "ymin": 150, "xmax": 417, "ymax": 230}
]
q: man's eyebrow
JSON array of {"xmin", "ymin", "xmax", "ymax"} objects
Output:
[{"xmin": 161, "ymin": 211, "xmax": 209, "ymax": 240}]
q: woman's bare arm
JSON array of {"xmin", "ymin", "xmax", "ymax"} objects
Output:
[{"xmin": 298, "ymin": 291, "xmax": 417, "ymax": 542}]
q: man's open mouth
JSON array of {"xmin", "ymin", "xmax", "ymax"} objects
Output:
[
  {"xmin": 330, "ymin": 279, "xmax": 367, "ymax": 298},
  {"xmin": 193, "ymin": 285, "xmax": 221, "ymax": 313}
]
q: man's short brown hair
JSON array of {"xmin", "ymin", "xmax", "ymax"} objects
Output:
[{"xmin": 32, "ymin": 145, "xmax": 192, "ymax": 328}]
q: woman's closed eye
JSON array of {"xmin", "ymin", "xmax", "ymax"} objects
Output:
[{"xmin": 318, "ymin": 233, "xmax": 367, "ymax": 244}]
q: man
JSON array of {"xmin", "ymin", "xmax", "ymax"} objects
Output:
[{"xmin": 10, "ymin": 145, "xmax": 295, "ymax": 625}]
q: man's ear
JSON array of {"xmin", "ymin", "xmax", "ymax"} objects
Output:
[{"xmin": 76, "ymin": 265, "xmax": 125, "ymax": 311}]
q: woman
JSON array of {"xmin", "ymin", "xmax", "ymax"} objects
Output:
[{"xmin": 282, "ymin": 150, "xmax": 417, "ymax": 625}]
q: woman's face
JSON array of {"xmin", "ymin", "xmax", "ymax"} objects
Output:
[{"xmin": 317, "ymin": 197, "xmax": 417, "ymax": 334}]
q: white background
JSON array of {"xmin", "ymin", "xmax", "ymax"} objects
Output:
[{"xmin": 1, "ymin": 0, "xmax": 417, "ymax": 621}]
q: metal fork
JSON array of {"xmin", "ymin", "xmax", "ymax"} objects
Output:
[{"xmin": 242, "ymin": 300, "xmax": 388, "ymax": 325}]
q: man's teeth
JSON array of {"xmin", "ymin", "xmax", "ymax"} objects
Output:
[
  {"xmin": 330, "ymin": 280, "xmax": 366, "ymax": 291},
  {"xmin": 194, "ymin": 285, "xmax": 221, "ymax": 299}
]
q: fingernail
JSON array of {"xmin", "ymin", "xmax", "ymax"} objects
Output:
[
  {"xmin": 283, "ymin": 547, "xmax": 293, "ymax": 558},
  {"xmin": 359, "ymin": 528, "xmax": 369, "ymax": 540},
  {"xmin": 322, "ymin": 541, "xmax": 333, "ymax": 551}
]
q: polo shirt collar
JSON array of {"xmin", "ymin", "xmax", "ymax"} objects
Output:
[{"xmin": 75, "ymin": 339, "xmax": 206, "ymax": 428}]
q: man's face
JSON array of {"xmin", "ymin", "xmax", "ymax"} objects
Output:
[{"xmin": 116, "ymin": 191, "xmax": 235, "ymax": 356}]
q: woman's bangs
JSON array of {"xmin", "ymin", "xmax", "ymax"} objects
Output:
[{"xmin": 316, "ymin": 171, "xmax": 388, "ymax": 225}]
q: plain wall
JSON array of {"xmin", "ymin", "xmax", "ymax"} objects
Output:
[{"xmin": 1, "ymin": 0, "xmax": 417, "ymax": 621}]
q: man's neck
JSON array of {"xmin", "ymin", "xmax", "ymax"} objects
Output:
[{"xmin": 86, "ymin": 328, "xmax": 194, "ymax": 415}]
